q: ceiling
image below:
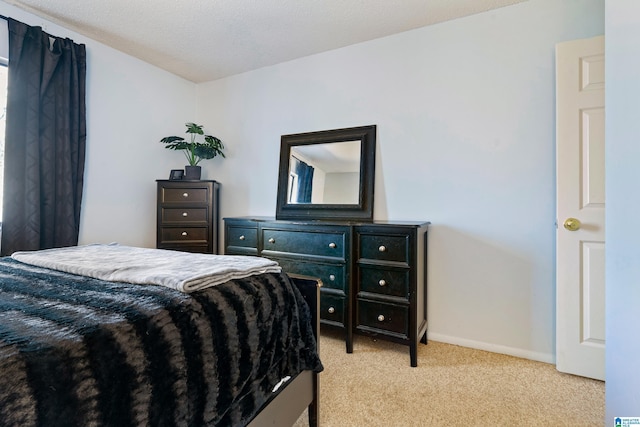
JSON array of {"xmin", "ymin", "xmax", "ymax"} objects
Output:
[{"xmin": 4, "ymin": 0, "xmax": 527, "ymax": 83}]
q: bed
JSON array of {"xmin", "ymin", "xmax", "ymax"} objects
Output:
[{"xmin": 0, "ymin": 244, "xmax": 322, "ymax": 427}]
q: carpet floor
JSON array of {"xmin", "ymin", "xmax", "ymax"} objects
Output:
[{"xmin": 294, "ymin": 328, "xmax": 604, "ymax": 427}]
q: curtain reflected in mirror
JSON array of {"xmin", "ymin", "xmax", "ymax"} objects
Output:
[{"xmin": 288, "ymin": 141, "xmax": 361, "ymax": 204}]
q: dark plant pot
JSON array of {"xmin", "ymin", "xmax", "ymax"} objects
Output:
[{"xmin": 184, "ymin": 165, "xmax": 202, "ymax": 180}]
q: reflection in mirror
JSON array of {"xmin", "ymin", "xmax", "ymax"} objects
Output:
[{"xmin": 288, "ymin": 141, "xmax": 361, "ymax": 204}]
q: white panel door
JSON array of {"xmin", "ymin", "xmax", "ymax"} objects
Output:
[{"xmin": 556, "ymin": 36, "xmax": 605, "ymax": 381}]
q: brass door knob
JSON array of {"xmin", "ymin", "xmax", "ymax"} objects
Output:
[{"xmin": 563, "ymin": 218, "xmax": 581, "ymax": 231}]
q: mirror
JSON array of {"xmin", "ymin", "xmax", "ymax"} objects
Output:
[{"xmin": 276, "ymin": 125, "xmax": 376, "ymax": 221}]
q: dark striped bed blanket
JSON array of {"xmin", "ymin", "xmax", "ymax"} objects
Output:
[{"xmin": 0, "ymin": 257, "xmax": 322, "ymax": 426}]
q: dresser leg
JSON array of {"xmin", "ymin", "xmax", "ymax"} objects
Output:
[
  {"xmin": 346, "ymin": 329, "xmax": 353, "ymax": 353},
  {"xmin": 420, "ymin": 331, "xmax": 428, "ymax": 344},
  {"xmin": 410, "ymin": 340, "xmax": 418, "ymax": 367}
]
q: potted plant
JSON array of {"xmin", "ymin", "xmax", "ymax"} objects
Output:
[{"xmin": 160, "ymin": 122, "xmax": 225, "ymax": 180}]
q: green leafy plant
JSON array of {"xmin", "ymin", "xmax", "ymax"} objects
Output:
[{"xmin": 160, "ymin": 122, "xmax": 225, "ymax": 166}]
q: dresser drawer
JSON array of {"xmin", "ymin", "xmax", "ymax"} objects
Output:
[
  {"xmin": 276, "ymin": 258, "xmax": 346, "ymax": 292},
  {"xmin": 160, "ymin": 244, "xmax": 209, "ymax": 253},
  {"xmin": 359, "ymin": 233, "xmax": 409, "ymax": 263},
  {"xmin": 262, "ymin": 229, "xmax": 346, "ymax": 259},
  {"xmin": 226, "ymin": 226, "xmax": 258, "ymax": 249},
  {"xmin": 161, "ymin": 207, "xmax": 208, "ymax": 223},
  {"xmin": 320, "ymin": 294, "xmax": 345, "ymax": 325},
  {"xmin": 160, "ymin": 187, "xmax": 209, "ymax": 204},
  {"xmin": 159, "ymin": 227, "xmax": 209, "ymax": 244},
  {"xmin": 359, "ymin": 266, "xmax": 409, "ymax": 299},
  {"xmin": 357, "ymin": 299, "xmax": 408, "ymax": 336}
]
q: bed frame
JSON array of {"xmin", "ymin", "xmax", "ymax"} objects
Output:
[{"xmin": 247, "ymin": 274, "xmax": 320, "ymax": 427}]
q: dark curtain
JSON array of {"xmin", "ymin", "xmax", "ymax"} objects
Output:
[
  {"xmin": 0, "ymin": 18, "xmax": 86, "ymax": 256},
  {"xmin": 296, "ymin": 159, "xmax": 314, "ymax": 203}
]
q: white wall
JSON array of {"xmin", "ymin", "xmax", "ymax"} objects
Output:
[
  {"xmin": 196, "ymin": 0, "xmax": 604, "ymax": 362},
  {"xmin": 605, "ymin": 0, "xmax": 640, "ymax": 419},
  {"xmin": 0, "ymin": 1, "xmax": 198, "ymax": 248}
]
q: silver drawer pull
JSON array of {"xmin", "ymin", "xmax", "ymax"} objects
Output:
[
  {"xmin": 181, "ymin": 231, "xmax": 188, "ymax": 236},
  {"xmin": 329, "ymin": 242, "xmax": 337, "ymax": 249},
  {"xmin": 378, "ymin": 279, "xmax": 386, "ymax": 287},
  {"xmin": 378, "ymin": 245, "xmax": 387, "ymax": 252},
  {"xmin": 239, "ymin": 235, "xmax": 246, "ymax": 241},
  {"xmin": 268, "ymin": 238, "xmax": 275, "ymax": 244},
  {"xmin": 328, "ymin": 307, "xmax": 335, "ymax": 314},
  {"xmin": 377, "ymin": 314, "xmax": 385, "ymax": 322},
  {"xmin": 329, "ymin": 274, "xmax": 336, "ymax": 281},
  {"xmin": 182, "ymin": 212, "xmax": 188, "ymax": 217},
  {"xmin": 182, "ymin": 192, "xmax": 189, "ymax": 198}
]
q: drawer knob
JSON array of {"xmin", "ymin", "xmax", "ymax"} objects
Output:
[
  {"xmin": 377, "ymin": 314, "xmax": 385, "ymax": 322},
  {"xmin": 182, "ymin": 192, "xmax": 189, "ymax": 198},
  {"xmin": 328, "ymin": 307, "xmax": 335, "ymax": 314},
  {"xmin": 182, "ymin": 212, "xmax": 188, "ymax": 217},
  {"xmin": 378, "ymin": 245, "xmax": 387, "ymax": 252},
  {"xmin": 329, "ymin": 242, "xmax": 337, "ymax": 249},
  {"xmin": 268, "ymin": 238, "xmax": 275, "ymax": 244},
  {"xmin": 329, "ymin": 274, "xmax": 336, "ymax": 281},
  {"xmin": 181, "ymin": 231, "xmax": 188, "ymax": 236},
  {"xmin": 239, "ymin": 235, "xmax": 246, "ymax": 241},
  {"xmin": 378, "ymin": 279, "xmax": 386, "ymax": 287}
]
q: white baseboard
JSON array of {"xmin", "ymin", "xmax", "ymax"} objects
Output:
[{"xmin": 427, "ymin": 332, "xmax": 555, "ymax": 365}]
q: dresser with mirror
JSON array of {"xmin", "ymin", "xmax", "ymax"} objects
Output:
[{"xmin": 224, "ymin": 125, "xmax": 429, "ymax": 366}]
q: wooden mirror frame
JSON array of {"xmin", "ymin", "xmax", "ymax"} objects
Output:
[{"xmin": 275, "ymin": 125, "xmax": 376, "ymax": 221}]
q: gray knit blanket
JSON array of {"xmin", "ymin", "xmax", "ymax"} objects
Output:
[{"xmin": 12, "ymin": 243, "xmax": 281, "ymax": 293}]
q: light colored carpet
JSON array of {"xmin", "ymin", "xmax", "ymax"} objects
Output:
[{"xmin": 294, "ymin": 328, "xmax": 604, "ymax": 427}]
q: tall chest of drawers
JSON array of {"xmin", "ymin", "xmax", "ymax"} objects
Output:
[
  {"xmin": 156, "ymin": 180, "xmax": 219, "ymax": 254},
  {"xmin": 223, "ymin": 216, "xmax": 429, "ymax": 366}
]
